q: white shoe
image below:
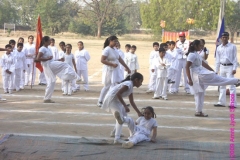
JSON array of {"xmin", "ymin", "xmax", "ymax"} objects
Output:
[
  {"xmin": 114, "ymin": 111, "xmax": 124, "ymax": 124},
  {"xmin": 146, "ymin": 90, "xmax": 154, "ymax": 93},
  {"xmin": 114, "ymin": 139, "xmax": 126, "ymax": 144},
  {"xmin": 62, "ymin": 93, "xmax": 67, "ymax": 95},
  {"xmin": 163, "ymin": 97, "xmax": 168, "ymax": 100},
  {"xmin": 110, "ymin": 131, "xmax": 125, "ymax": 137},
  {"xmin": 152, "ymin": 96, "xmax": 160, "ymax": 99},
  {"xmin": 97, "ymin": 102, "xmax": 102, "ymax": 107},
  {"xmin": 122, "ymin": 141, "xmax": 134, "ymax": 149}
]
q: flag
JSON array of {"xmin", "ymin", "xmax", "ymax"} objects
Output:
[
  {"xmin": 35, "ymin": 15, "xmax": 43, "ymax": 72},
  {"xmin": 215, "ymin": 0, "xmax": 226, "ymax": 57}
]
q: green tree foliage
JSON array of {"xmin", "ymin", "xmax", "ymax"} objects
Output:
[
  {"xmin": 140, "ymin": 0, "xmax": 220, "ymax": 34},
  {"xmin": 0, "ymin": 0, "xmax": 18, "ymax": 27}
]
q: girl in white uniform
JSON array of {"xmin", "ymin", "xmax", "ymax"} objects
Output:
[
  {"xmin": 97, "ymin": 36, "xmax": 131, "ymax": 107},
  {"xmin": 124, "ymin": 45, "xmax": 139, "ymax": 76},
  {"xmin": 1, "ymin": 45, "xmax": 15, "ymax": 94},
  {"xmin": 198, "ymin": 39, "xmax": 209, "ymax": 64},
  {"xmin": 63, "ymin": 44, "xmax": 77, "ymax": 95},
  {"xmin": 36, "ymin": 36, "xmax": 78, "ymax": 103},
  {"xmin": 75, "ymin": 41, "xmax": 90, "ymax": 91},
  {"xmin": 13, "ymin": 43, "xmax": 27, "ymax": 91},
  {"xmin": 186, "ymin": 40, "xmax": 240, "ymax": 117},
  {"xmin": 122, "ymin": 106, "xmax": 157, "ymax": 149},
  {"xmin": 101, "ymin": 73, "xmax": 143, "ymax": 144},
  {"xmin": 152, "ymin": 48, "xmax": 170, "ymax": 100},
  {"xmin": 25, "ymin": 36, "xmax": 36, "ymax": 86}
]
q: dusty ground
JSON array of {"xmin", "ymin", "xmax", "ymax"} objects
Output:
[{"xmin": 0, "ymin": 34, "xmax": 240, "ymax": 160}]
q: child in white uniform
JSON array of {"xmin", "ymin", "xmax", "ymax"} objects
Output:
[
  {"xmin": 115, "ymin": 41, "xmax": 125, "ymax": 80},
  {"xmin": 25, "ymin": 36, "xmax": 36, "ymax": 86},
  {"xmin": 48, "ymin": 38, "xmax": 59, "ymax": 61},
  {"xmin": 198, "ymin": 39, "xmax": 209, "ymax": 64},
  {"xmin": 63, "ymin": 44, "xmax": 77, "ymax": 95},
  {"xmin": 97, "ymin": 36, "xmax": 131, "ymax": 107},
  {"xmin": 75, "ymin": 41, "xmax": 90, "ymax": 91},
  {"xmin": 122, "ymin": 106, "xmax": 157, "ymax": 149},
  {"xmin": 186, "ymin": 40, "xmax": 240, "ymax": 117},
  {"xmin": 152, "ymin": 48, "xmax": 170, "ymax": 100},
  {"xmin": 147, "ymin": 42, "xmax": 159, "ymax": 93},
  {"xmin": 101, "ymin": 73, "xmax": 143, "ymax": 144},
  {"xmin": 1, "ymin": 45, "xmax": 15, "ymax": 94},
  {"xmin": 58, "ymin": 41, "xmax": 65, "ymax": 62},
  {"xmin": 124, "ymin": 45, "xmax": 139, "ymax": 76},
  {"xmin": 13, "ymin": 43, "xmax": 27, "ymax": 91}
]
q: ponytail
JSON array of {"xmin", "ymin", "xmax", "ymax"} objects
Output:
[
  {"xmin": 121, "ymin": 72, "xmax": 143, "ymax": 83},
  {"xmin": 186, "ymin": 39, "xmax": 200, "ymax": 56}
]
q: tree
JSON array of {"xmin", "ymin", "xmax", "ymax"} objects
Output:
[
  {"xmin": 225, "ymin": 0, "xmax": 240, "ymax": 42},
  {"xmin": 74, "ymin": 0, "xmax": 133, "ymax": 37},
  {"xmin": 0, "ymin": 0, "xmax": 18, "ymax": 27}
]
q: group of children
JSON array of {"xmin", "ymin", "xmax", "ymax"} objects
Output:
[{"xmin": 0, "ymin": 36, "xmax": 90, "ymax": 96}]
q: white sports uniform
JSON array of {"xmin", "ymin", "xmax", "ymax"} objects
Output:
[
  {"xmin": 148, "ymin": 50, "xmax": 159, "ymax": 91},
  {"xmin": 124, "ymin": 52, "xmax": 139, "ymax": 76},
  {"xmin": 24, "ymin": 43, "xmax": 36, "ymax": 85}
]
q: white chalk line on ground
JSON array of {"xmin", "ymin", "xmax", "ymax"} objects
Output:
[
  {"xmin": 88, "ymin": 69, "xmax": 102, "ymax": 80},
  {"xmin": 0, "ymin": 109, "xmax": 239, "ymax": 121},
  {"xmin": 1, "ymin": 120, "xmax": 239, "ymax": 133},
  {"xmin": 2, "ymin": 102, "xmax": 237, "ymax": 113},
  {"xmin": 3, "ymin": 94, "xmax": 237, "ymax": 106}
]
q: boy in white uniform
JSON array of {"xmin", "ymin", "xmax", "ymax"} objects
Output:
[
  {"xmin": 13, "ymin": 43, "xmax": 27, "ymax": 91},
  {"xmin": 25, "ymin": 36, "xmax": 36, "ymax": 86},
  {"xmin": 147, "ymin": 42, "xmax": 159, "ymax": 93},
  {"xmin": 75, "ymin": 41, "xmax": 90, "ymax": 91},
  {"xmin": 152, "ymin": 48, "xmax": 170, "ymax": 100},
  {"xmin": 1, "ymin": 45, "xmax": 15, "ymax": 94},
  {"xmin": 48, "ymin": 38, "xmax": 59, "ymax": 60},
  {"xmin": 124, "ymin": 45, "xmax": 139, "ymax": 76}
]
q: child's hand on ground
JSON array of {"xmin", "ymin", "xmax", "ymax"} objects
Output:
[{"xmin": 150, "ymin": 138, "xmax": 156, "ymax": 143}]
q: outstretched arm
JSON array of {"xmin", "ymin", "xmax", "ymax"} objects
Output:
[
  {"xmin": 202, "ymin": 61, "xmax": 215, "ymax": 72},
  {"xmin": 151, "ymin": 127, "xmax": 157, "ymax": 143},
  {"xmin": 128, "ymin": 93, "xmax": 142, "ymax": 117}
]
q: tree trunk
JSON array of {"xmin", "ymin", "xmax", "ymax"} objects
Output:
[
  {"xmin": 230, "ymin": 31, "xmax": 234, "ymax": 43},
  {"xmin": 97, "ymin": 22, "xmax": 102, "ymax": 38}
]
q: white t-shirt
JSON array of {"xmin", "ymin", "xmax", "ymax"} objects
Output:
[
  {"xmin": 107, "ymin": 81, "xmax": 133, "ymax": 98},
  {"xmin": 48, "ymin": 46, "xmax": 58, "ymax": 60},
  {"xmin": 64, "ymin": 53, "xmax": 74, "ymax": 68},
  {"xmin": 39, "ymin": 46, "xmax": 53, "ymax": 64},
  {"xmin": 102, "ymin": 46, "xmax": 119, "ymax": 62},
  {"xmin": 136, "ymin": 116, "xmax": 157, "ymax": 132},
  {"xmin": 25, "ymin": 43, "xmax": 36, "ymax": 64},
  {"xmin": 149, "ymin": 50, "xmax": 158, "ymax": 66},
  {"xmin": 59, "ymin": 50, "xmax": 65, "ymax": 59},
  {"xmin": 75, "ymin": 49, "xmax": 90, "ymax": 70}
]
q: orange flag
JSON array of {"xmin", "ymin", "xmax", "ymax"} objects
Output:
[{"xmin": 35, "ymin": 16, "xmax": 43, "ymax": 72}]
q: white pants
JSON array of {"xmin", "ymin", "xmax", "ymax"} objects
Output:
[
  {"xmin": 63, "ymin": 80, "xmax": 72, "ymax": 94},
  {"xmin": 20, "ymin": 69, "xmax": 25, "ymax": 88},
  {"xmin": 77, "ymin": 70, "xmax": 88, "ymax": 90},
  {"xmin": 154, "ymin": 77, "xmax": 168, "ymax": 98},
  {"xmin": 194, "ymin": 73, "xmax": 238, "ymax": 112},
  {"xmin": 124, "ymin": 117, "xmax": 149, "ymax": 144},
  {"xmin": 3, "ymin": 73, "xmax": 14, "ymax": 93},
  {"xmin": 44, "ymin": 82, "xmax": 55, "ymax": 100},
  {"xmin": 25, "ymin": 63, "xmax": 36, "ymax": 85},
  {"xmin": 14, "ymin": 68, "xmax": 22, "ymax": 90},
  {"xmin": 218, "ymin": 65, "xmax": 237, "ymax": 107},
  {"xmin": 174, "ymin": 59, "xmax": 189, "ymax": 92},
  {"xmin": 167, "ymin": 68, "xmax": 177, "ymax": 81},
  {"xmin": 148, "ymin": 70, "xmax": 157, "ymax": 91},
  {"xmin": 39, "ymin": 72, "xmax": 47, "ymax": 84}
]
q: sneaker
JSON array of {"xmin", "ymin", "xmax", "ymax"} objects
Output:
[
  {"xmin": 114, "ymin": 139, "xmax": 126, "ymax": 144},
  {"xmin": 146, "ymin": 90, "xmax": 154, "ymax": 93},
  {"xmin": 122, "ymin": 141, "xmax": 134, "ymax": 149},
  {"xmin": 110, "ymin": 131, "xmax": 125, "ymax": 137},
  {"xmin": 185, "ymin": 90, "xmax": 191, "ymax": 94},
  {"xmin": 62, "ymin": 93, "xmax": 67, "ymax": 95},
  {"xmin": 169, "ymin": 91, "xmax": 175, "ymax": 94},
  {"xmin": 163, "ymin": 97, "xmax": 168, "ymax": 100},
  {"xmin": 43, "ymin": 99, "xmax": 55, "ymax": 103},
  {"xmin": 114, "ymin": 111, "xmax": 124, "ymax": 125},
  {"xmin": 235, "ymin": 80, "xmax": 240, "ymax": 87},
  {"xmin": 152, "ymin": 96, "xmax": 160, "ymax": 99},
  {"xmin": 167, "ymin": 79, "xmax": 175, "ymax": 84},
  {"xmin": 97, "ymin": 102, "xmax": 102, "ymax": 107}
]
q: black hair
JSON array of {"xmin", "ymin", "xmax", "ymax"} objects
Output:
[
  {"xmin": 9, "ymin": 39, "xmax": 16, "ymax": 45},
  {"xmin": 17, "ymin": 43, "xmax": 23, "ymax": 47},
  {"xmin": 170, "ymin": 41, "xmax": 176, "ymax": 45},
  {"xmin": 158, "ymin": 47, "xmax": 166, "ymax": 52},
  {"xmin": 121, "ymin": 72, "xmax": 143, "ymax": 83},
  {"xmin": 28, "ymin": 35, "xmax": 34, "ymax": 39},
  {"xmin": 153, "ymin": 42, "xmax": 159, "ymax": 47},
  {"xmin": 59, "ymin": 41, "xmax": 65, "ymax": 46},
  {"xmin": 5, "ymin": 44, "xmax": 12, "ymax": 48},
  {"xmin": 103, "ymin": 35, "xmax": 118, "ymax": 49},
  {"xmin": 186, "ymin": 40, "xmax": 201, "ymax": 56},
  {"xmin": 142, "ymin": 106, "xmax": 156, "ymax": 118},
  {"xmin": 66, "ymin": 44, "xmax": 72, "ymax": 48},
  {"xmin": 200, "ymin": 39, "xmax": 205, "ymax": 44},
  {"xmin": 125, "ymin": 44, "xmax": 131, "ymax": 48},
  {"xmin": 40, "ymin": 36, "xmax": 50, "ymax": 48},
  {"xmin": 18, "ymin": 37, "xmax": 24, "ymax": 43},
  {"xmin": 78, "ymin": 41, "xmax": 84, "ymax": 45},
  {"xmin": 131, "ymin": 45, "xmax": 137, "ymax": 49},
  {"xmin": 166, "ymin": 41, "xmax": 170, "ymax": 45},
  {"xmin": 50, "ymin": 38, "xmax": 55, "ymax": 42},
  {"xmin": 160, "ymin": 43, "xmax": 168, "ymax": 48}
]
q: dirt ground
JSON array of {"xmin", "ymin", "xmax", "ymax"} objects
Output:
[{"xmin": 0, "ymin": 34, "xmax": 240, "ymax": 160}]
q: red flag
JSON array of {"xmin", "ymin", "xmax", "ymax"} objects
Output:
[{"xmin": 35, "ymin": 16, "xmax": 43, "ymax": 72}]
